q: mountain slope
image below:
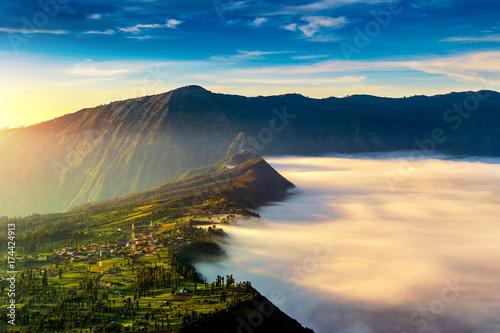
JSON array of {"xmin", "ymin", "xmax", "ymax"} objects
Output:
[
  {"xmin": 0, "ymin": 86, "xmax": 241, "ymax": 216},
  {"xmin": 1, "ymin": 86, "xmax": 500, "ymax": 216},
  {"xmin": 180, "ymin": 292, "xmax": 314, "ymax": 333},
  {"xmin": 93, "ymin": 149, "xmax": 295, "ymax": 212}
]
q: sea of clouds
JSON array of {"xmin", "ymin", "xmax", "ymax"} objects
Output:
[{"xmin": 196, "ymin": 155, "xmax": 500, "ymax": 333}]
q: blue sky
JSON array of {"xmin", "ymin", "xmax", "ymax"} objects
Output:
[{"xmin": 1, "ymin": 0, "xmax": 500, "ymax": 127}]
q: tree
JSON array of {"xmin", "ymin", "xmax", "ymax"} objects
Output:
[
  {"xmin": 219, "ymin": 291, "xmax": 226, "ymax": 303},
  {"xmin": 58, "ymin": 267, "xmax": 63, "ymax": 279},
  {"xmin": 42, "ymin": 270, "xmax": 48, "ymax": 288}
]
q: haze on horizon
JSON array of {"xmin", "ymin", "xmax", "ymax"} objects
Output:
[
  {"xmin": 1, "ymin": 0, "xmax": 500, "ymax": 128},
  {"xmin": 196, "ymin": 155, "xmax": 500, "ymax": 333}
]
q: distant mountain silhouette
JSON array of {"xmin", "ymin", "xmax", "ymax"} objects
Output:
[{"xmin": 1, "ymin": 86, "xmax": 499, "ymax": 216}]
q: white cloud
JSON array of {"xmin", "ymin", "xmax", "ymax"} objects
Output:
[
  {"xmin": 269, "ymin": 0, "xmax": 392, "ymax": 15},
  {"xmin": 87, "ymin": 13, "xmax": 102, "ymax": 20},
  {"xmin": 119, "ymin": 19, "xmax": 183, "ymax": 34},
  {"xmin": 298, "ymin": 16, "xmax": 347, "ymax": 38},
  {"xmin": 226, "ymin": 19, "xmax": 242, "ymax": 25},
  {"xmin": 442, "ymin": 35, "xmax": 500, "ymax": 43},
  {"xmin": 126, "ymin": 35, "xmax": 153, "ymax": 40},
  {"xmin": 291, "ymin": 54, "xmax": 329, "ymax": 60},
  {"xmin": 137, "ymin": 24, "xmax": 164, "ymax": 29},
  {"xmin": 65, "ymin": 64, "xmax": 134, "ymax": 78},
  {"xmin": 250, "ymin": 17, "xmax": 267, "ymax": 27},
  {"xmin": 307, "ymin": 34, "xmax": 340, "ymax": 42},
  {"xmin": 83, "ymin": 29, "xmax": 115, "ymax": 35},
  {"xmin": 58, "ymin": 60, "xmax": 174, "ymax": 83},
  {"xmin": 214, "ymin": 75, "xmax": 366, "ymax": 85},
  {"xmin": 165, "ymin": 19, "xmax": 183, "ymax": 29},
  {"xmin": 282, "ymin": 23, "xmax": 297, "ymax": 31},
  {"xmin": 401, "ymin": 52, "xmax": 500, "ymax": 82},
  {"xmin": 118, "ymin": 26, "xmax": 141, "ymax": 33},
  {"xmin": 210, "ymin": 50, "xmax": 289, "ymax": 62},
  {"xmin": 0, "ymin": 27, "xmax": 68, "ymax": 34},
  {"xmin": 214, "ymin": 1, "xmax": 250, "ymax": 12}
]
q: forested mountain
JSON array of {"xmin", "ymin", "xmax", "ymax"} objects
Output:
[{"xmin": 1, "ymin": 85, "xmax": 499, "ymax": 216}]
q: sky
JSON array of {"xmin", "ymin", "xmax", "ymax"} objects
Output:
[{"xmin": 1, "ymin": 0, "xmax": 500, "ymax": 128}]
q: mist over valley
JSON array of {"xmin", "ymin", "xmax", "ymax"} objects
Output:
[{"xmin": 196, "ymin": 155, "xmax": 500, "ymax": 333}]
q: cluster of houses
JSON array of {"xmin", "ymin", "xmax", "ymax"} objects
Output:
[
  {"xmin": 12, "ymin": 222, "xmax": 199, "ymax": 267},
  {"xmin": 4, "ymin": 218, "xmax": 235, "ymax": 276}
]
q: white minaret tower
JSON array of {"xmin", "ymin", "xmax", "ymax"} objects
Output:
[{"xmin": 131, "ymin": 220, "xmax": 136, "ymax": 251}]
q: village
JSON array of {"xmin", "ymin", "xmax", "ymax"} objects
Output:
[
  {"xmin": 7, "ymin": 210, "xmax": 237, "ymax": 276},
  {"xmin": 0, "ymin": 208, "xmax": 257, "ymax": 332}
]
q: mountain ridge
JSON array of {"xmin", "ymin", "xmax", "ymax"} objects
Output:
[
  {"xmin": 2, "ymin": 86, "xmax": 497, "ymax": 133},
  {"xmin": 1, "ymin": 86, "xmax": 500, "ymax": 216}
]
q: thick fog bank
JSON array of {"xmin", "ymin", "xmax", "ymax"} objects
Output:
[{"xmin": 195, "ymin": 155, "xmax": 500, "ymax": 333}]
